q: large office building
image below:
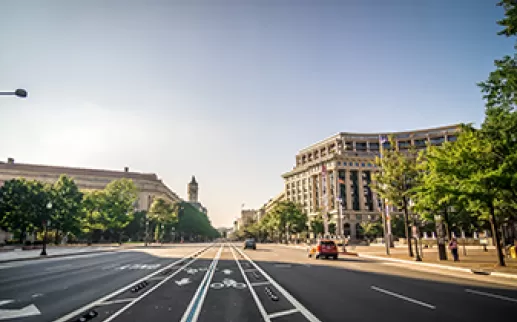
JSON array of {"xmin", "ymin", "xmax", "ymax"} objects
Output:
[
  {"xmin": 281, "ymin": 124, "xmax": 460, "ymax": 240},
  {"xmin": 0, "ymin": 158, "xmax": 182, "ymax": 211}
]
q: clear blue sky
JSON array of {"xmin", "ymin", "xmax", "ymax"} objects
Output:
[{"xmin": 0, "ymin": 0, "xmax": 513, "ymax": 227}]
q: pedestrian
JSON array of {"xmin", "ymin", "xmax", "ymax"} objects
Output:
[{"xmin": 449, "ymin": 237, "xmax": 459, "ymax": 261}]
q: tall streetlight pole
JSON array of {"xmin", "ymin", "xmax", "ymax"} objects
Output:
[
  {"xmin": 0, "ymin": 89, "xmax": 28, "ymax": 98},
  {"xmin": 41, "ymin": 202, "xmax": 52, "ymax": 256}
]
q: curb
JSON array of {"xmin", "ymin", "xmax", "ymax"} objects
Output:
[
  {"xmin": 356, "ymin": 253, "xmax": 517, "ymax": 280},
  {"xmin": 0, "ymin": 248, "xmax": 126, "ymax": 264}
]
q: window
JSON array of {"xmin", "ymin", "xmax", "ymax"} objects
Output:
[
  {"xmin": 361, "ymin": 163, "xmax": 365, "ymax": 167},
  {"xmin": 367, "ymin": 163, "xmax": 372, "ymax": 167},
  {"xmin": 356, "ymin": 142, "xmax": 367, "ymax": 151},
  {"xmin": 349, "ymin": 162, "xmax": 354, "ymax": 166},
  {"xmin": 355, "ymin": 162, "xmax": 359, "ymax": 166},
  {"xmin": 356, "ymin": 214, "xmax": 362, "ymax": 221},
  {"xmin": 398, "ymin": 140, "xmax": 411, "ymax": 149},
  {"xmin": 369, "ymin": 142, "xmax": 379, "ymax": 150},
  {"xmin": 447, "ymin": 135, "xmax": 457, "ymax": 142},
  {"xmin": 430, "ymin": 136, "xmax": 445, "ymax": 145},
  {"xmin": 414, "ymin": 139, "xmax": 426, "ymax": 147}
]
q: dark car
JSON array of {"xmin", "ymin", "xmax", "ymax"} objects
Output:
[{"xmin": 244, "ymin": 238, "xmax": 256, "ymax": 250}]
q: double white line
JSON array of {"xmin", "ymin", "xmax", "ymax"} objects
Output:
[{"xmin": 53, "ymin": 244, "xmax": 213, "ymax": 322}]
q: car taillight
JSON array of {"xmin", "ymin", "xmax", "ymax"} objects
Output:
[{"xmin": 317, "ymin": 245, "xmax": 321, "ymax": 252}]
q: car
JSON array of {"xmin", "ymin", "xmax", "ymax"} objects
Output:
[
  {"xmin": 307, "ymin": 239, "xmax": 339, "ymax": 260},
  {"xmin": 243, "ymin": 238, "xmax": 256, "ymax": 250}
]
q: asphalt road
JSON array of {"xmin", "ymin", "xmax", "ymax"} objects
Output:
[{"xmin": 1, "ymin": 243, "xmax": 516, "ymax": 322}]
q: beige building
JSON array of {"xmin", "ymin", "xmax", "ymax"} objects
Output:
[
  {"xmin": 282, "ymin": 124, "xmax": 460, "ymax": 240},
  {"xmin": 0, "ymin": 158, "xmax": 182, "ymax": 211}
]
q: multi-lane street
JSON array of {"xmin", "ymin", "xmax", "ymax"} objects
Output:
[{"xmin": 1, "ymin": 243, "xmax": 516, "ymax": 322}]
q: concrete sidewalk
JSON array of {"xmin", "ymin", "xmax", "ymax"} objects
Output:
[
  {"xmin": 273, "ymin": 243, "xmax": 517, "ymax": 280},
  {"xmin": 0, "ymin": 246, "xmax": 127, "ymax": 263}
]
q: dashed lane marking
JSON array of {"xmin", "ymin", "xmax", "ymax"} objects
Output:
[
  {"xmin": 371, "ymin": 286, "xmax": 436, "ymax": 309},
  {"xmin": 268, "ymin": 308, "xmax": 300, "ymax": 319},
  {"xmin": 465, "ymin": 289, "xmax": 517, "ymax": 303}
]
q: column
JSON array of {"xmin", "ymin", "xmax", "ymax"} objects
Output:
[
  {"xmin": 350, "ymin": 221, "xmax": 357, "ymax": 240},
  {"xmin": 345, "ymin": 169, "xmax": 352, "ymax": 211},
  {"xmin": 358, "ymin": 170, "xmax": 366, "ymax": 211}
]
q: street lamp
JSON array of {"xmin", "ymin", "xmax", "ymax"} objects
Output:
[
  {"xmin": 41, "ymin": 202, "xmax": 52, "ymax": 256},
  {"xmin": 0, "ymin": 88, "xmax": 28, "ymax": 98}
]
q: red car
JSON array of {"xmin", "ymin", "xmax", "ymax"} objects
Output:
[{"xmin": 307, "ymin": 239, "xmax": 339, "ymax": 260}]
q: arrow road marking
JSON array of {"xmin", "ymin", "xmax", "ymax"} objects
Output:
[
  {"xmin": 186, "ymin": 268, "xmax": 198, "ymax": 275},
  {"xmin": 175, "ymin": 278, "xmax": 191, "ymax": 286},
  {"xmin": 222, "ymin": 269, "xmax": 232, "ymax": 275},
  {"xmin": 0, "ymin": 300, "xmax": 41, "ymax": 321}
]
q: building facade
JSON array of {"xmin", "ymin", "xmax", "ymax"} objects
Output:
[
  {"xmin": 0, "ymin": 158, "xmax": 182, "ymax": 212},
  {"xmin": 282, "ymin": 124, "xmax": 460, "ymax": 240}
]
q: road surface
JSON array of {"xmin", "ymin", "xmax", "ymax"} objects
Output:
[{"xmin": 1, "ymin": 243, "xmax": 516, "ymax": 322}]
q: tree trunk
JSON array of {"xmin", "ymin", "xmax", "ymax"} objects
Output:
[
  {"xmin": 489, "ymin": 203, "xmax": 505, "ymax": 266},
  {"xmin": 403, "ymin": 198, "xmax": 414, "ymax": 257},
  {"xmin": 54, "ymin": 229, "xmax": 60, "ymax": 245},
  {"xmin": 443, "ymin": 207, "xmax": 451, "ymax": 240}
]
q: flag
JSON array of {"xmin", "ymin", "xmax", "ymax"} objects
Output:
[
  {"xmin": 379, "ymin": 135, "xmax": 388, "ymax": 144},
  {"xmin": 338, "ymin": 178, "xmax": 345, "ymax": 185}
]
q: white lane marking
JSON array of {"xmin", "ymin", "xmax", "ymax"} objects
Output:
[
  {"xmin": 31, "ymin": 293, "xmax": 43, "ymax": 298},
  {"xmin": 465, "ymin": 289, "xmax": 517, "ymax": 303},
  {"xmin": 243, "ymin": 269, "xmax": 256, "ymax": 272},
  {"xmin": 176, "ymin": 278, "xmax": 191, "ymax": 286},
  {"xmin": 370, "ymin": 286, "xmax": 436, "ymax": 309},
  {"xmin": 0, "ymin": 265, "xmax": 14, "ymax": 270},
  {"xmin": 233, "ymin": 244, "xmax": 323, "ymax": 322},
  {"xmin": 222, "ymin": 269, "xmax": 232, "ymax": 275},
  {"xmin": 103, "ymin": 246, "xmax": 218, "ymax": 322},
  {"xmin": 45, "ymin": 264, "xmax": 72, "ymax": 271},
  {"xmin": 147, "ymin": 276, "xmax": 165, "ymax": 281},
  {"xmin": 98, "ymin": 298, "xmax": 137, "ymax": 306},
  {"xmin": 0, "ymin": 301, "xmax": 41, "ymax": 321},
  {"xmin": 251, "ymin": 281, "xmax": 271, "ymax": 287},
  {"xmin": 180, "ymin": 244, "xmax": 224, "ymax": 322},
  {"xmin": 53, "ymin": 245, "xmax": 212, "ymax": 322},
  {"xmin": 230, "ymin": 245, "xmax": 271, "ymax": 322},
  {"xmin": 268, "ymin": 308, "xmax": 300, "ymax": 319},
  {"xmin": 180, "ymin": 244, "xmax": 223, "ymax": 322}
]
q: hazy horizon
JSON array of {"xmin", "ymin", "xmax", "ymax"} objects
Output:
[{"xmin": 0, "ymin": 0, "xmax": 513, "ymax": 227}]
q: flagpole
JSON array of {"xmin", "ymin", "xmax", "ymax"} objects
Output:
[{"xmin": 379, "ymin": 135, "xmax": 393, "ymax": 252}]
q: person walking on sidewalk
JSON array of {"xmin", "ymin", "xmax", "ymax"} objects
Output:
[{"xmin": 449, "ymin": 237, "xmax": 459, "ymax": 261}]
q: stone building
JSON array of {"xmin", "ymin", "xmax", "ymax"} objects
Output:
[
  {"xmin": 282, "ymin": 124, "xmax": 460, "ymax": 240},
  {"xmin": 0, "ymin": 158, "xmax": 181, "ymax": 211}
]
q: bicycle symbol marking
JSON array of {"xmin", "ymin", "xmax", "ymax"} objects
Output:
[{"xmin": 210, "ymin": 278, "xmax": 247, "ymax": 290}]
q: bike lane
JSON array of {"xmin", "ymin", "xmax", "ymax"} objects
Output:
[
  {"xmin": 197, "ymin": 245, "xmax": 263, "ymax": 322},
  {"xmin": 104, "ymin": 245, "xmax": 221, "ymax": 322}
]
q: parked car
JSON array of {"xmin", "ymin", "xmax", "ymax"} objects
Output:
[
  {"xmin": 243, "ymin": 238, "xmax": 257, "ymax": 250},
  {"xmin": 307, "ymin": 239, "xmax": 338, "ymax": 260}
]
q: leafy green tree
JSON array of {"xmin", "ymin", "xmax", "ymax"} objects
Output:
[
  {"xmin": 269, "ymin": 201, "xmax": 307, "ymax": 243},
  {"xmin": 310, "ymin": 213, "xmax": 324, "ymax": 237},
  {"xmin": 81, "ymin": 190, "xmax": 107, "ymax": 243},
  {"xmin": 177, "ymin": 202, "xmax": 219, "ymax": 241},
  {"xmin": 0, "ymin": 179, "xmax": 35, "ymax": 243},
  {"xmin": 360, "ymin": 221, "xmax": 383, "ymax": 241},
  {"xmin": 371, "ymin": 137, "xmax": 419, "ymax": 256},
  {"xmin": 102, "ymin": 179, "xmax": 139, "ymax": 243},
  {"xmin": 149, "ymin": 198, "xmax": 178, "ymax": 226},
  {"xmin": 50, "ymin": 175, "xmax": 84, "ymax": 243}
]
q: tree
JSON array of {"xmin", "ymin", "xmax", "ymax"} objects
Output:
[
  {"xmin": 81, "ymin": 190, "xmax": 107, "ymax": 243},
  {"xmin": 269, "ymin": 201, "xmax": 307, "ymax": 243},
  {"xmin": 310, "ymin": 213, "xmax": 324, "ymax": 237},
  {"xmin": 360, "ymin": 221, "xmax": 382, "ymax": 241},
  {"xmin": 0, "ymin": 179, "xmax": 35, "ymax": 243},
  {"xmin": 148, "ymin": 198, "xmax": 178, "ymax": 242},
  {"xmin": 50, "ymin": 175, "xmax": 84, "ymax": 243},
  {"xmin": 371, "ymin": 137, "xmax": 419, "ymax": 256},
  {"xmin": 102, "ymin": 179, "xmax": 139, "ymax": 243}
]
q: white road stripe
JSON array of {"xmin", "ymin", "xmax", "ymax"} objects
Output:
[
  {"xmin": 180, "ymin": 244, "xmax": 223, "ymax": 322},
  {"xmin": 243, "ymin": 269, "xmax": 257, "ymax": 272},
  {"xmin": 98, "ymin": 298, "xmax": 137, "ymax": 306},
  {"xmin": 268, "ymin": 308, "xmax": 300, "ymax": 319},
  {"xmin": 230, "ymin": 246, "xmax": 271, "ymax": 322},
  {"xmin": 370, "ymin": 286, "xmax": 436, "ymax": 309},
  {"xmin": 52, "ymin": 244, "xmax": 212, "ymax": 322},
  {"xmin": 233, "ymin": 244, "xmax": 322, "ymax": 322},
  {"xmin": 465, "ymin": 289, "xmax": 517, "ymax": 303},
  {"xmin": 250, "ymin": 281, "xmax": 271, "ymax": 287},
  {"xmin": 103, "ymin": 246, "xmax": 219, "ymax": 322}
]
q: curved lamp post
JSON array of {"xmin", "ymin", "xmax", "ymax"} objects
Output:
[{"xmin": 0, "ymin": 89, "xmax": 28, "ymax": 98}]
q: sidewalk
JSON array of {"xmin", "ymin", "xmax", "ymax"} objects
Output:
[
  {"xmin": 274, "ymin": 243, "xmax": 517, "ymax": 279},
  {"xmin": 350, "ymin": 245, "xmax": 517, "ymax": 279},
  {"xmin": 0, "ymin": 244, "xmax": 143, "ymax": 263}
]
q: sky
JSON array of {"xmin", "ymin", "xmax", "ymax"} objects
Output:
[{"xmin": 0, "ymin": 0, "xmax": 514, "ymax": 227}]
